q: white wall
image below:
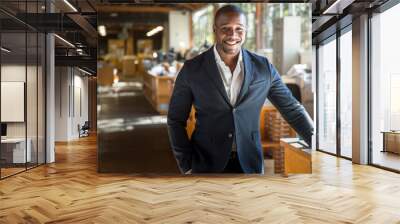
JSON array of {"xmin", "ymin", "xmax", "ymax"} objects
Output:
[
  {"xmin": 168, "ymin": 10, "xmax": 190, "ymax": 51},
  {"xmin": 55, "ymin": 67, "xmax": 69, "ymax": 141},
  {"xmin": 55, "ymin": 67, "xmax": 89, "ymax": 141},
  {"xmin": 72, "ymin": 73, "xmax": 89, "ymax": 138}
]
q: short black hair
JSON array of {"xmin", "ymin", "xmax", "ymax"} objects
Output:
[{"xmin": 214, "ymin": 5, "xmax": 245, "ymax": 25}]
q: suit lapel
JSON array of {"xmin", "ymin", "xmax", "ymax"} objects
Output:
[
  {"xmin": 236, "ymin": 49, "xmax": 254, "ymax": 106},
  {"xmin": 203, "ymin": 47, "xmax": 231, "ymax": 107}
]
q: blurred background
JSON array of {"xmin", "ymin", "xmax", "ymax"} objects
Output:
[{"xmin": 97, "ymin": 3, "xmax": 313, "ymax": 173}]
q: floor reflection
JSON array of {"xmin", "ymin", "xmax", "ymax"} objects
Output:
[
  {"xmin": 97, "ymin": 81, "xmax": 179, "ymax": 173},
  {"xmin": 372, "ymin": 151, "xmax": 400, "ymax": 171}
]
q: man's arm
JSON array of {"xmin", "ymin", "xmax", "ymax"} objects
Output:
[
  {"xmin": 167, "ymin": 64, "xmax": 193, "ymax": 173},
  {"xmin": 266, "ymin": 60, "xmax": 314, "ymax": 146}
]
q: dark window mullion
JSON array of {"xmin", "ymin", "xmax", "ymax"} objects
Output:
[
  {"xmin": 367, "ymin": 10, "xmax": 373, "ymax": 165},
  {"xmin": 25, "ymin": 0, "xmax": 28, "ymax": 171},
  {"xmin": 336, "ymin": 28, "xmax": 341, "ymax": 157}
]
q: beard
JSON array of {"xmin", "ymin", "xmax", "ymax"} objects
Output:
[{"xmin": 221, "ymin": 38, "xmax": 242, "ymax": 55}]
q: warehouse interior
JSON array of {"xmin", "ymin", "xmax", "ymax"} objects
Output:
[{"xmin": 0, "ymin": 0, "xmax": 400, "ymax": 223}]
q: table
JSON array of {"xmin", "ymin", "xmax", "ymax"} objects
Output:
[
  {"xmin": 381, "ymin": 131, "xmax": 400, "ymax": 154},
  {"xmin": 275, "ymin": 138, "xmax": 312, "ymax": 175},
  {"xmin": 1, "ymin": 138, "xmax": 32, "ymax": 164}
]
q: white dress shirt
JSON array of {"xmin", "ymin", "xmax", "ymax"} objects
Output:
[
  {"xmin": 213, "ymin": 45, "xmax": 244, "ymax": 152},
  {"xmin": 213, "ymin": 45, "xmax": 244, "ymax": 106}
]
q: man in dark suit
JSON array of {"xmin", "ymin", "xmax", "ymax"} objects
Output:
[{"xmin": 167, "ymin": 5, "xmax": 313, "ymax": 174}]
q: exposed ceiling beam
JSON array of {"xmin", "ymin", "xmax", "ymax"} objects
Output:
[
  {"xmin": 55, "ymin": 55, "xmax": 96, "ymax": 72},
  {"xmin": 322, "ymin": 0, "xmax": 356, "ymax": 14},
  {"xmin": 312, "ymin": 15, "xmax": 335, "ymax": 33},
  {"xmin": 67, "ymin": 13, "xmax": 98, "ymax": 39},
  {"xmin": 52, "ymin": 0, "xmax": 77, "ymax": 13},
  {"xmin": 97, "ymin": 5, "xmax": 174, "ymax": 13}
]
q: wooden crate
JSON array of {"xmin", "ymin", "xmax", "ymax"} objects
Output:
[{"xmin": 143, "ymin": 72, "xmax": 175, "ymax": 114}]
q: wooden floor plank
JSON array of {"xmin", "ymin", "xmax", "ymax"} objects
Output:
[{"xmin": 0, "ymin": 135, "xmax": 400, "ymax": 223}]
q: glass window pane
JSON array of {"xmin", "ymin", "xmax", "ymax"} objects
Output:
[
  {"xmin": 371, "ymin": 4, "xmax": 400, "ymax": 171},
  {"xmin": 27, "ymin": 31, "xmax": 38, "ymax": 169},
  {"xmin": 318, "ymin": 37, "xmax": 337, "ymax": 154},
  {"xmin": 1, "ymin": 30, "xmax": 28, "ymax": 177},
  {"xmin": 340, "ymin": 29, "xmax": 352, "ymax": 158}
]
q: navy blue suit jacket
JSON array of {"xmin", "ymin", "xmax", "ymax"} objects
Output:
[{"xmin": 167, "ymin": 47, "xmax": 313, "ymax": 174}]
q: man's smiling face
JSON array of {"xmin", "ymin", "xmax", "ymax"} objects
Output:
[{"xmin": 214, "ymin": 11, "xmax": 246, "ymax": 56}]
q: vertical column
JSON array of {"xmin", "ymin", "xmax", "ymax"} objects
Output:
[
  {"xmin": 46, "ymin": 1, "xmax": 55, "ymax": 163},
  {"xmin": 352, "ymin": 14, "xmax": 369, "ymax": 164},
  {"xmin": 46, "ymin": 33, "xmax": 55, "ymax": 163},
  {"xmin": 312, "ymin": 45, "xmax": 317, "ymax": 151}
]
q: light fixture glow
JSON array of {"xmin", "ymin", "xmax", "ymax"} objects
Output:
[
  {"xmin": 98, "ymin": 25, "xmax": 107, "ymax": 37},
  {"xmin": 63, "ymin": 0, "xmax": 78, "ymax": 12},
  {"xmin": 1, "ymin": 47, "xmax": 11, "ymax": 53},
  {"xmin": 146, "ymin": 26, "xmax": 163, "ymax": 37},
  {"xmin": 76, "ymin": 49, "xmax": 84, "ymax": 55},
  {"xmin": 54, "ymin": 34, "xmax": 75, "ymax": 48}
]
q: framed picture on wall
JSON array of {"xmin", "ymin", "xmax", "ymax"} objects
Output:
[{"xmin": 1, "ymin": 81, "xmax": 25, "ymax": 122}]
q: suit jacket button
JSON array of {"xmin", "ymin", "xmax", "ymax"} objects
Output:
[{"xmin": 228, "ymin": 133, "xmax": 233, "ymax": 138}]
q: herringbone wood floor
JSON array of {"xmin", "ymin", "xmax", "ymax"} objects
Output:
[{"xmin": 1, "ymin": 135, "xmax": 400, "ymax": 224}]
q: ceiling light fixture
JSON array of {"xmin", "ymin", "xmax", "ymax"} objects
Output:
[
  {"xmin": 146, "ymin": 26, "xmax": 163, "ymax": 37},
  {"xmin": 78, "ymin": 67, "xmax": 93, "ymax": 76},
  {"xmin": 76, "ymin": 48, "xmax": 84, "ymax": 55},
  {"xmin": 98, "ymin": 25, "xmax": 107, "ymax": 37},
  {"xmin": 54, "ymin": 34, "xmax": 75, "ymax": 48},
  {"xmin": 322, "ymin": 0, "xmax": 354, "ymax": 15},
  {"xmin": 1, "ymin": 47, "xmax": 11, "ymax": 53},
  {"xmin": 63, "ymin": 0, "xmax": 78, "ymax": 12}
]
